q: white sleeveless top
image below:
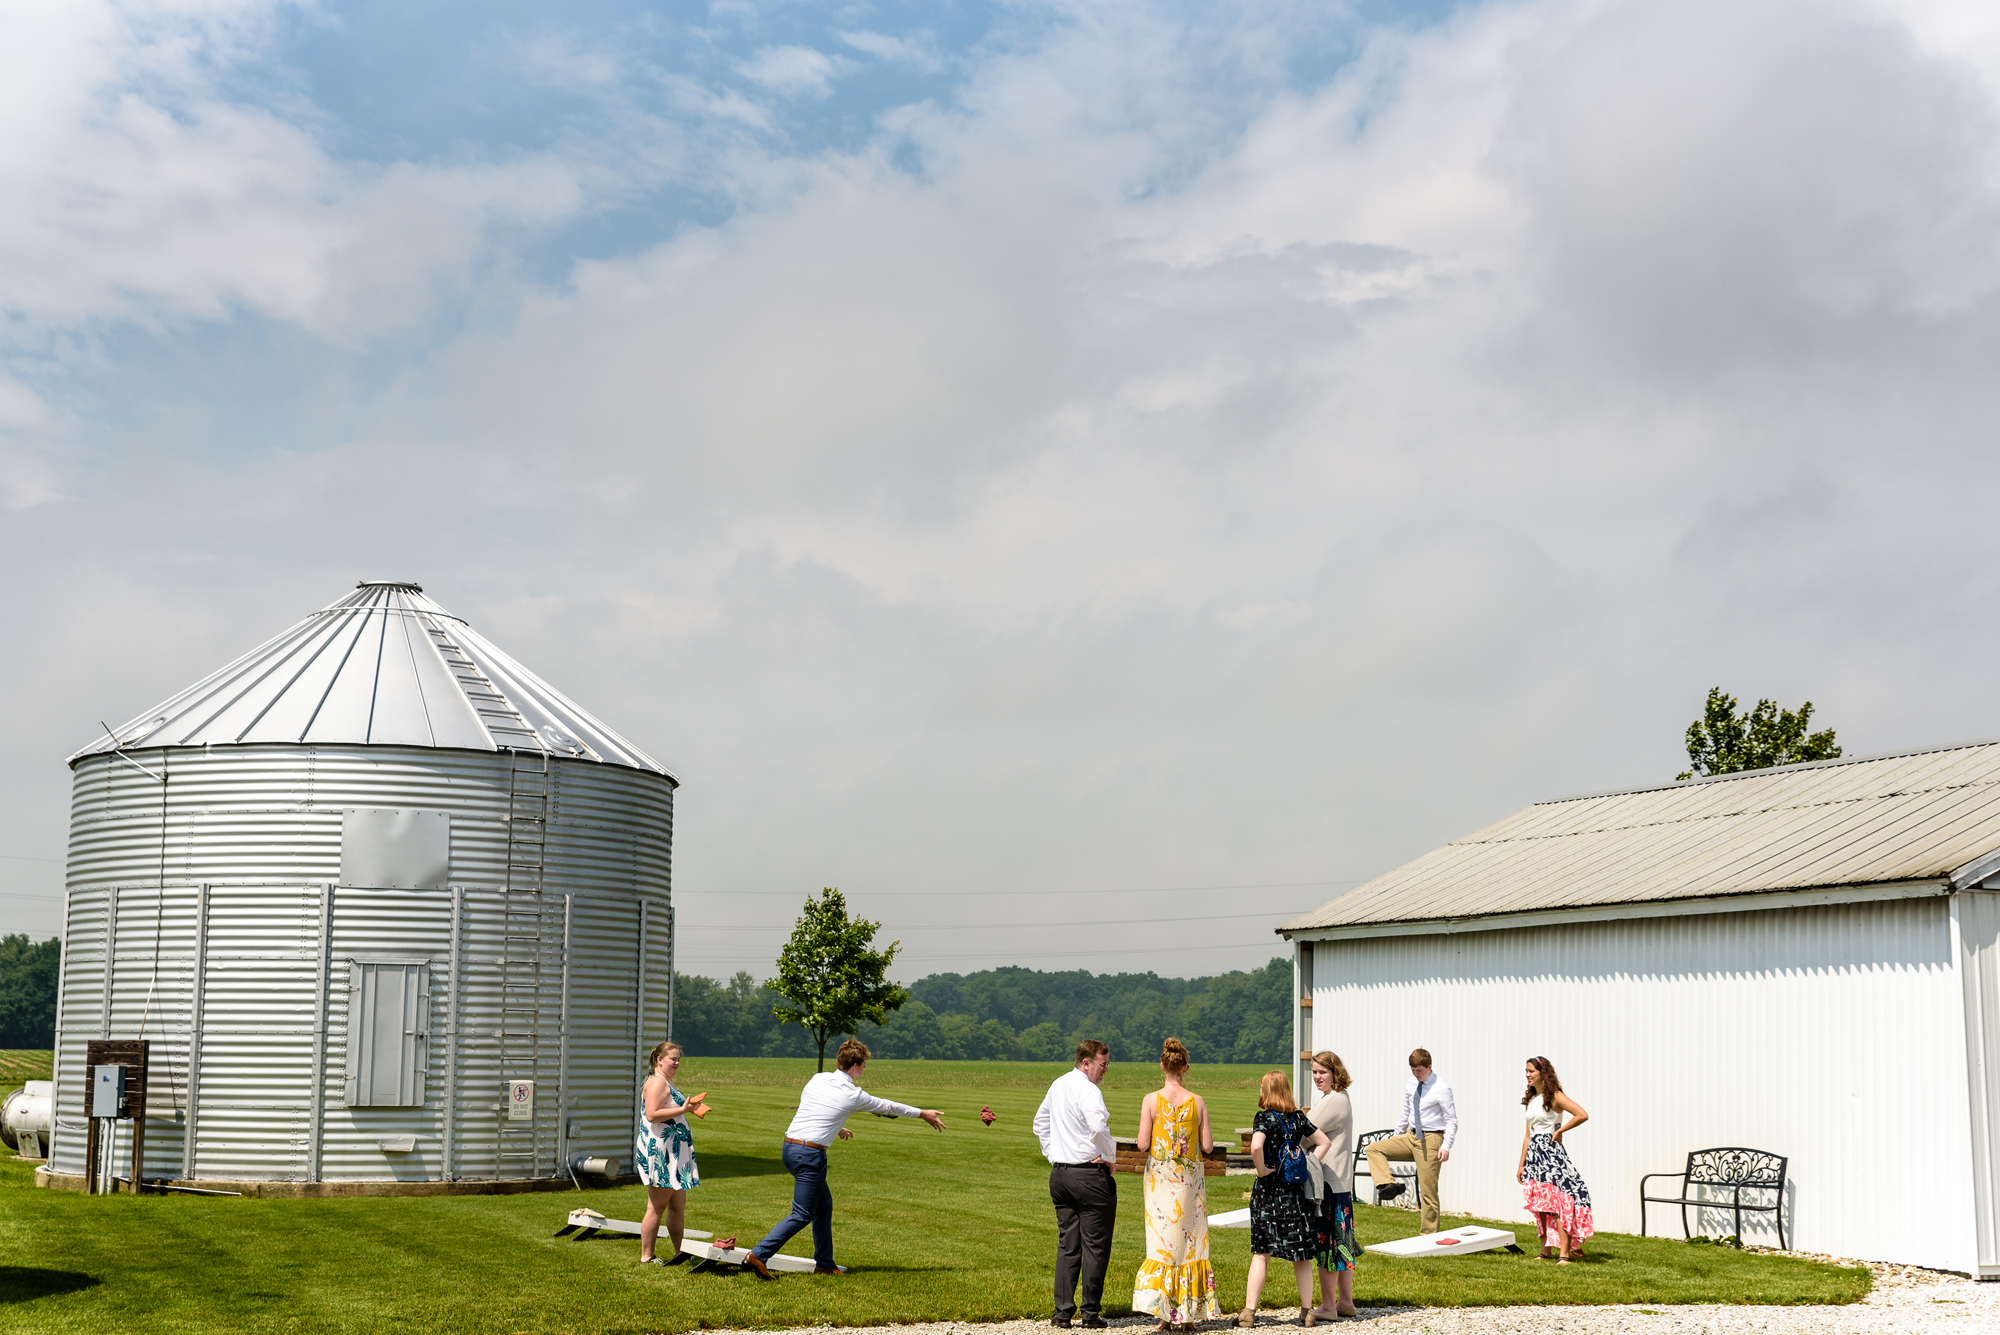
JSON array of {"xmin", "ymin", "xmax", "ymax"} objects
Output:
[{"xmin": 1525, "ymin": 1103, "xmax": 1561, "ymax": 1138}]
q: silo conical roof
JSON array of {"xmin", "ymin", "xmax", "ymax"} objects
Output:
[{"xmin": 69, "ymin": 581, "xmax": 672, "ymax": 776}]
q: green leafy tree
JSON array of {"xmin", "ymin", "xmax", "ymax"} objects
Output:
[
  {"xmin": 769, "ymin": 888, "xmax": 910, "ymax": 1072},
  {"xmin": 1678, "ymin": 687, "xmax": 1842, "ymax": 781},
  {"xmin": 0, "ymin": 935, "xmax": 60, "ymax": 1048}
]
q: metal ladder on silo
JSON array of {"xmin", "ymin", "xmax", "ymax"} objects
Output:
[
  {"xmin": 498, "ymin": 748, "xmax": 550, "ymax": 1177},
  {"xmin": 421, "ymin": 620, "xmax": 542, "ymax": 750}
]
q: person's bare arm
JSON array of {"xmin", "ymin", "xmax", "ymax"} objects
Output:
[
  {"xmin": 1516, "ymin": 1122, "xmax": 1529, "ymax": 1182},
  {"xmin": 920, "ymin": 1109, "xmax": 946, "ymax": 1130},
  {"xmin": 1251, "ymin": 1130, "xmax": 1269, "ymax": 1176},
  {"xmin": 645, "ymin": 1076, "xmax": 686, "ymax": 1124},
  {"xmin": 1197, "ymin": 1096, "xmax": 1213, "ymax": 1155},
  {"xmin": 1136, "ymin": 1093, "xmax": 1156, "ymax": 1153},
  {"xmin": 1552, "ymin": 1092, "xmax": 1588, "ymax": 1143}
]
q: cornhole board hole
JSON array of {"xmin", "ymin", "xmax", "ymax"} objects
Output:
[
  {"xmin": 1211, "ymin": 1208, "xmax": 1251, "ymax": 1229},
  {"xmin": 1366, "ymin": 1226, "xmax": 1520, "ymax": 1258}
]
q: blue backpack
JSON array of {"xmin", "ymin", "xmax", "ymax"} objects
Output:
[{"xmin": 1276, "ymin": 1113, "xmax": 1310, "ymax": 1188}]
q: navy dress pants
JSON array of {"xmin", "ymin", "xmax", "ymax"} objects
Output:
[{"xmin": 753, "ymin": 1142, "xmax": 834, "ymax": 1269}]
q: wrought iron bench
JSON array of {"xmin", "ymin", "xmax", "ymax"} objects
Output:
[
  {"xmin": 1354, "ymin": 1128, "xmax": 1421, "ymax": 1209},
  {"xmin": 1640, "ymin": 1148, "xmax": 1788, "ymax": 1249}
]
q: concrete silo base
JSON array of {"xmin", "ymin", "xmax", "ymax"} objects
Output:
[{"xmin": 34, "ymin": 1167, "xmax": 640, "ymax": 1198}]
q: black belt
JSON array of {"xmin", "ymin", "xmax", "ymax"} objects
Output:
[{"xmin": 1054, "ymin": 1160, "xmax": 1108, "ymax": 1168}]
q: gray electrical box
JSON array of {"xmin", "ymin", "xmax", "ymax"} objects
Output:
[{"xmin": 92, "ymin": 1065, "xmax": 128, "ymax": 1119}]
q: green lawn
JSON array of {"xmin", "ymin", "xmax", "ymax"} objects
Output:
[
  {"xmin": 0, "ymin": 1050, "xmax": 52, "ymax": 1084},
  {"xmin": 0, "ymin": 1056, "xmax": 1868, "ymax": 1332}
]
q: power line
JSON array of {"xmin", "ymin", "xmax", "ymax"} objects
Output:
[
  {"xmin": 684, "ymin": 938, "xmax": 1286, "ymax": 964},
  {"xmin": 701, "ymin": 878, "xmax": 1364, "ymax": 898},
  {"xmin": 677, "ymin": 910, "xmax": 1290, "ymax": 931}
]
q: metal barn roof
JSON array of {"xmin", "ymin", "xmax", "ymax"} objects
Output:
[
  {"xmin": 1282, "ymin": 738, "xmax": 2000, "ymax": 933},
  {"xmin": 70, "ymin": 581, "xmax": 672, "ymax": 777}
]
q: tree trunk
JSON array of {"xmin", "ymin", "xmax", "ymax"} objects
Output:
[{"xmin": 816, "ymin": 1032, "xmax": 829, "ymax": 1073}]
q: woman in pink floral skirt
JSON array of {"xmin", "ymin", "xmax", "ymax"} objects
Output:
[{"xmin": 1515, "ymin": 1057, "xmax": 1591, "ymax": 1262}]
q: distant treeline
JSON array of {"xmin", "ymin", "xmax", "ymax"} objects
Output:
[
  {"xmin": 673, "ymin": 958, "xmax": 1291, "ymax": 1064},
  {"xmin": 0, "ymin": 936, "xmax": 60, "ymax": 1049}
]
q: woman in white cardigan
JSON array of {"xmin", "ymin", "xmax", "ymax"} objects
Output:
[{"xmin": 1307, "ymin": 1052, "xmax": 1359, "ymax": 1319}]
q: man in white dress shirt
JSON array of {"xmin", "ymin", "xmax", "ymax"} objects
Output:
[
  {"xmin": 1032, "ymin": 1039, "xmax": 1115, "ymax": 1328},
  {"xmin": 1363, "ymin": 1047, "xmax": 1457, "ymax": 1233},
  {"xmin": 742, "ymin": 1038, "xmax": 945, "ymax": 1279}
]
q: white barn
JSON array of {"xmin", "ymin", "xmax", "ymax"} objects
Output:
[{"xmin": 1280, "ymin": 739, "xmax": 2000, "ymax": 1275}]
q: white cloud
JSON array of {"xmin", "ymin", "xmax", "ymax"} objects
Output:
[
  {"xmin": 838, "ymin": 29, "xmax": 945, "ymax": 72},
  {"xmin": 736, "ymin": 44, "xmax": 848, "ymax": 97},
  {"xmin": 9, "ymin": 0, "xmax": 2000, "ymax": 973},
  {"xmin": 0, "ymin": 0, "xmax": 588, "ymax": 342}
]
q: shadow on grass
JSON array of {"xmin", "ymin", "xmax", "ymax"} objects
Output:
[
  {"xmin": 0, "ymin": 1267, "xmax": 100, "ymax": 1304},
  {"xmin": 691, "ymin": 1153, "xmax": 787, "ymax": 1180}
]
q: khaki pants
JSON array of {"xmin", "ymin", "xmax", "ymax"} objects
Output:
[{"xmin": 1365, "ymin": 1131, "xmax": 1444, "ymax": 1233}]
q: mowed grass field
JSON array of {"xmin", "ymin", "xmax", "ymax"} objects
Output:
[{"xmin": 0, "ymin": 1055, "xmax": 1867, "ymax": 1333}]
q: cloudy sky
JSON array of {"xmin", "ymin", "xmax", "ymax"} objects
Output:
[{"xmin": 4, "ymin": 0, "xmax": 1999, "ymax": 983}]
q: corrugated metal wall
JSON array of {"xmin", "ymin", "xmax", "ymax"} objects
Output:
[
  {"xmin": 1955, "ymin": 890, "xmax": 2000, "ymax": 1276},
  {"xmin": 1307, "ymin": 896, "xmax": 1976, "ymax": 1272},
  {"xmin": 51, "ymin": 743, "xmax": 672, "ymax": 1184}
]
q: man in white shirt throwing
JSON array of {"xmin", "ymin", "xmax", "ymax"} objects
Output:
[
  {"xmin": 1033, "ymin": 1039, "xmax": 1115, "ymax": 1328},
  {"xmin": 742, "ymin": 1038, "xmax": 945, "ymax": 1280},
  {"xmin": 1363, "ymin": 1047, "xmax": 1457, "ymax": 1233}
]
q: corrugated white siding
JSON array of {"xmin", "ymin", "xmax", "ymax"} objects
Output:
[
  {"xmin": 1956, "ymin": 890, "xmax": 2000, "ymax": 1275},
  {"xmin": 1308, "ymin": 896, "xmax": 1975, "ymax": 1271}
]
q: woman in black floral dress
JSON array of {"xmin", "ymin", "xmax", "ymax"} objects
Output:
[{"xmin": 1241, "ymin": 1071, "xmax": 1328, "ymax": 1328}]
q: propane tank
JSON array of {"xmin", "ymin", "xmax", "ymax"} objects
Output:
[{"xmin": 2, "ymin": 1081, "xmax": 53, "ymax": 1159}]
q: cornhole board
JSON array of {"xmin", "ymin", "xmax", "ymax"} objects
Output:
[
  {"xmin": 1366, "ymin": 1226, "xmax": 1520, "ymax": 1258},
  {"xmin": 553, "ymin": 1210, "xmax": 843, "ymax": 1273},
  {"xmin": 557, "ymin": 1208, "xmax": 712, "ymax": 1241},
  {"xmin": 1211, "ymin": 1208, "xmax": 1250, "ymax": 1228}
]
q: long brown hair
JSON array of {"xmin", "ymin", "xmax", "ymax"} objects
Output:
[
  {"xmin": 1521, "ymin": 1056, "xmax": 1562, "ymax": 1111},
  {"xmin": 1160, "ymin": 1037, "xmax": 1190, "ymax": 1075}
]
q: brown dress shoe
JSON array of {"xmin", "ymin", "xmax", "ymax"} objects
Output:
[
  {"xmin": 740, "ymin": 1254, "xmax": 776, "ymax": 1281},
  {"xmin": 814, "ymin": 1267, "xmax": 842, "ymax": 1275}
]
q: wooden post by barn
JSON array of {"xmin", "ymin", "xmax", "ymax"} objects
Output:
[{"xmin": 83, "ymin": 1039, "xmax": 150, "ymax": 1194}]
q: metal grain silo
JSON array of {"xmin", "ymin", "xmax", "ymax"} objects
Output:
[{"xmin": 42, "ymin": 581, "xmax": 675, "ymax": 1193}]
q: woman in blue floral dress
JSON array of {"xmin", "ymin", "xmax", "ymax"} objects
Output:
[{"xmin": 637, "ymin": 1041, "xmax": 705, "ymax": 1264}]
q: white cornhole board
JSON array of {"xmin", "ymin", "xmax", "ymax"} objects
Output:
[
  {"xmin": 1366, "ymin": 1226, "xmax": 1517, "ymax": 1259},
  {"xmin": 679, "ymin": 1238, "xmax": 842, "ymax": 1273},
  {"xmin": 1211, "ymin": 1208, "xmax": 1251, "ymax": 1229},
  {"xmin": 555, "ymin": 1209, "xmax": 840, "ymax": 1272}
]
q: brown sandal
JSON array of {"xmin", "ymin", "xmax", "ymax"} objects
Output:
[{"xmin": 1237, "ymin": 1310, "xmax": 1257, "ymax": 1328}]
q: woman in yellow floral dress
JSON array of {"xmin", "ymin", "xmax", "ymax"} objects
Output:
[{"xmin": 1134, "ymin": 1038, "xmax": 1222, "ymax": 1329}]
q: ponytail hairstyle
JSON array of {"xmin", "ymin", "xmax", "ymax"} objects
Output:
[
  {"xmin": 1160, "ymin": 1037, "xmax": 1190, "ymax": 1075},
  {"xmin": 1521, "ymin": 1056, "xmax": 1562, "ymax": 1111},
  {"xmin": 645, "ymin": 1040, "xmax": 682, "ymax": 1074}
]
